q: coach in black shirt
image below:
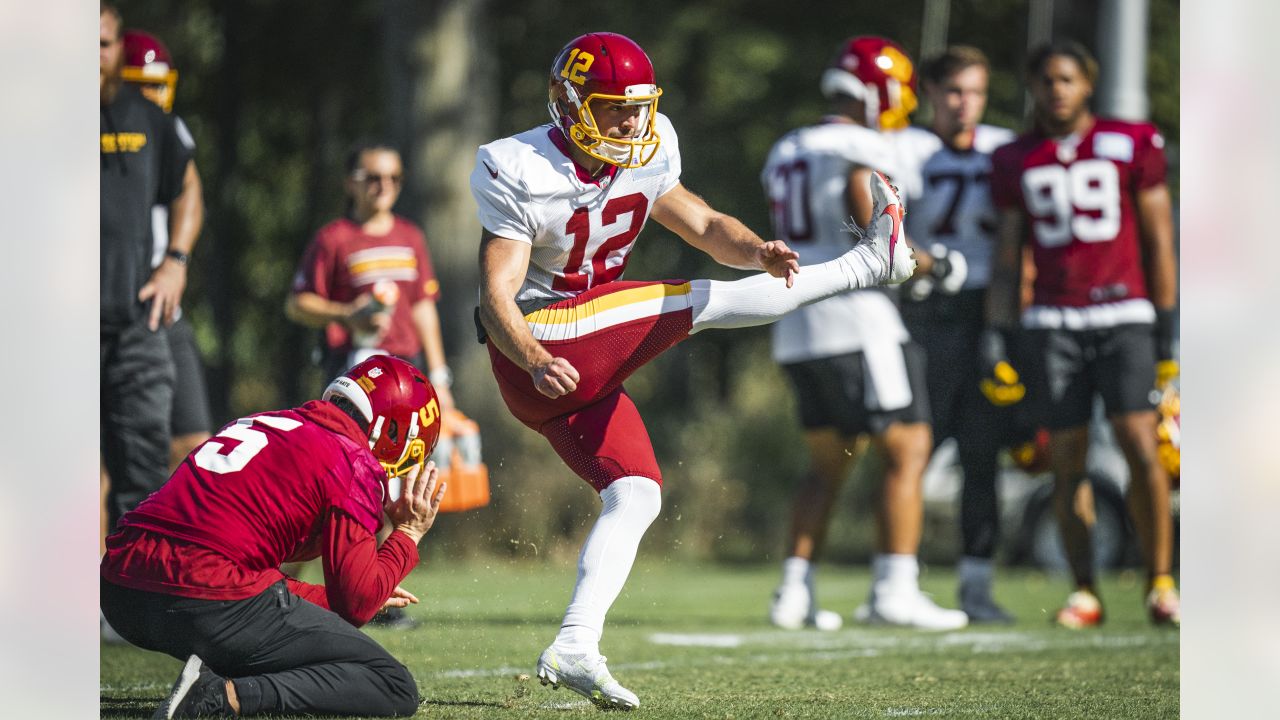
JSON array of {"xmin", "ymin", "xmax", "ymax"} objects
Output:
[{"xmin": 100, "ymin": 3, "xmax": 199, "ymax": 532}]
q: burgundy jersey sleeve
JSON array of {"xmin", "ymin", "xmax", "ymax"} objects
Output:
[
  {"xmin": 292, "ymin": 225, "xmax": 337, "ymax": 298},
  {"xmin": 989, "ymin": 142, "xmax": 1025, "ymax": 210},
  {"xmin": 320, "ymin": 509, "xmax": 420, "ymax": 626},
  {"xmin": 1131, "ymin": 125, "xmax": 1169, "ymax": 192}
]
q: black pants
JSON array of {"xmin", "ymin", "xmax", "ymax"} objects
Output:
[
  {"xmin": 166, "ymin": 316, "xmax": 214, "ymax": 436},
  {"xmin": 903, "ymin": 289, "xmax": 1033, "ymax": 559},
  {"xmin": 101, "ymin": 579, "xmax": 420, "ymax": 717},
  {"xmin": 101, "ymin": 318, "xmax": 175, "ymax": 530}
]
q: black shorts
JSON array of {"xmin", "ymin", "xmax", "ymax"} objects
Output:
[
  {"xmin": 782, "ymin": 341, "xmax": 930, "ymax": 437},
  {"xmin": 1024, "ymin": 323, "xmax": 1158, "ymax": 430},
  {"xmin": 166, "ymin": 316, "xmax": 213, "ymax": 436},
  {"xmin": 903, "ymin": 289, "xmax": 1036, "ymax": 448}
]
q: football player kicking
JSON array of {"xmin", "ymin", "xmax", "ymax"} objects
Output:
[
  {"xmin": 761, "ymin": 37, "xmax": 968, "ymax": 633},
  {"xmin": 101, "ymin": 356, "xmax": 447, "ymax": 718},
  {"xmin": 988, "ymin": 41, "xmax": 1180, "ymax": 627},
  {"xmin": 893, "ymin": 46, "xmax": 1023, "ymax": 623},
  {"xmin": 473, "ymin": 32, "xmax": 915, "ymax": 710}
]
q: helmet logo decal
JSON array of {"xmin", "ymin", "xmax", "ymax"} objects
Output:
[
  {"xmin": 420, "ymin": 398, "xmax": 441, "ymax": 430},
  {"xmin": 356, "ymin": 375, "xmax": 376, "ymax": 392},
  {"xmin": 560, "ymin": 48, "xmax": 596, "ymax": 85},
  {"xmin": 878, "ymin": 47, "xmax": 915, "ymax": 84}
]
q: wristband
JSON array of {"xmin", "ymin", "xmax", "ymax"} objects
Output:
[
  {"xmin": 165, "ymin": 248, "xmax": 191, "ymax": 266},
  {"xmin": 429, "ymin": 366, "xmax": 453, "ymax": 388}
]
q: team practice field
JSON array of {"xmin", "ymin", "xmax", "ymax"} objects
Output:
[{"xmin": 101, "ymin": 561, "xmax": 1178, "ymax": 719}]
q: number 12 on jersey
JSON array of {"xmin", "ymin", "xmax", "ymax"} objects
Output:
[{"xmin": 553, "ymin": 193, "xmax": 648, "ymax": 292}]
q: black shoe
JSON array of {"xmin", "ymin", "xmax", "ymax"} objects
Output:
[
  {"xmin": 367, "ymin": 605, "xmax": 419, "ymax": 630},
  {"xmin": 153, "ymin": 655, "xmax": 233, "ymax": 719},
  {"xmin": 959, "ymin": 584, "xmax": 1016, "ymax": 625}
]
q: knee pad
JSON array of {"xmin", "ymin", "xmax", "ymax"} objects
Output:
[{"xmin": 601, "ymin": 475, "xmax": 662, "ymax": 526}]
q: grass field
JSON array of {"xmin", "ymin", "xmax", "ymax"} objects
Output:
[{"xmin": 101, "ymin": 561, "xmax": 1179, "ymax": 719}]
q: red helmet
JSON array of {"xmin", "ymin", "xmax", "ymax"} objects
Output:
[
  {"xmin": 122, "ymin": 29, "xmax": 178, "ymax": 112},
  {"xmin": 323, "ymin": 355, "xmax": 442, "ymax": 483},
  {"xmin": 820, "ymin": 36, "xmax": 918, "ymax": 130},
  {"xmin": 547, "ymin": 32, "xmax": 663, "ymax": 169}
]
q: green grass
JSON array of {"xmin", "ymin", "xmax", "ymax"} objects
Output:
[{"xmin": 101, "ymin": 561, "xmax": 1178, "ymax": 719}]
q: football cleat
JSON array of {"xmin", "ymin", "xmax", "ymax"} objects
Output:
[
  {"xmin": 536, "ymin": 645, "xmax": 639, "ymax": 711},
  {"xmin": 863, "ymin": 172, "xmax": 916, "ymax": 285},
  {"xmin": 1147, "ymin": 577, "xmax": 1180, "ymax": 627},
  {"xmin": 1054, "ymin": 590, "xmax": 1104, "ymax": 629},
  {"xmin": 152, "ymin": 655, "xmax": 231, "ymax": 719},
  {"xmin": 958, "ymin": 581, "xmax": 1016, "ymax": 625},
  {"xmin": 769, "ymin": 584, "xmax": 843, "ymax": 631},
  {"xmin": 855, "ymin": 590, "xmax": 968, "ymax": 631}
]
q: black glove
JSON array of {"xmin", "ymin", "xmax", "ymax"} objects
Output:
[
  {"xmin": 1154, "ymin": 308, "xmax": 1178, "ymax": 389},
  {"xmin": 979, "ymin": 328, "xmax": 1025, "ymax": 406}
]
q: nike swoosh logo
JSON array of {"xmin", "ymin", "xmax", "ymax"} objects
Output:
[
  {"xmin": 483, "ymin": 161, "xmax": 498, "ymax": 179},
  {"xmin": 881, "ymin": 202, "xmax": 903, "ymax": 268}
]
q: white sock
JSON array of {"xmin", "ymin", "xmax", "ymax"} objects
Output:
[
  {"xmin": 781, "ymin": 556, "xmax": 810, "ymax": 588},
  {"xmin": 957, "ymin": 556, "xmax": 994, "ymax": 588},
  {"xmin": 872, "ymin": 553, "xmax": 920, "ymax": 597},
  {"xmin": 555, "ymin": 476, "xmax": 662, "ymax": 655},
  {"xmin": 688, "ymin": 250, "xmax": 880, "ymax": 334}
]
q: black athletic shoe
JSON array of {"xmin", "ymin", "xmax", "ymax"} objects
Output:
[
  {"xmin": 152, "ymin": 655, "xmax": 233, "ymax": 719},
  {"xmin": 959, "ymin": 583, "xmax": 1016, "ymax": 625},
  {"xmin": 367, "ymin": 605, "xmax": 419, "ymax": 630}
]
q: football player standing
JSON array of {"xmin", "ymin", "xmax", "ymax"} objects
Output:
[
  {"xmin": 893, "ymin": 46, "xmax": 1022, "ymax": 623},
  {"xmin": 472, "ymin": 32, "xmax": 916, "ymax": 709},
  {"xmin": 988, "ymin": 41, "xmax": 1179, "ymax": 627},
  {"xmin": 760, "ymin": 37, "xmax": 968, "ymax": 633}
]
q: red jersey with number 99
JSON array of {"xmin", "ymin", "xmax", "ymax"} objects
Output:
[
  {"xmin": 116, "ymin": 401, "xmax": 386, "ymax": 574},
  {"xmin": 991, "ymin": 118, "xmax": 1167, "ymax": 309}
]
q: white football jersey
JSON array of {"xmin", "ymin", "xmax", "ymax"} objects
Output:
[
  {"xmin": 761, "ymin": 119, "xmax": 907, "ymax": 363},
  {"xmin": 893, "ymin": 124, "xmax": 1014, "ymax": 289},
  {"xmin": 471, "ymin": 113, "xmax": 682, "ymax": 312}
]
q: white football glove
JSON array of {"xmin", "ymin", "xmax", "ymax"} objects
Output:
[{"xmin": 928, "ymin": 244, "xmax": 968, "ymax": 295}]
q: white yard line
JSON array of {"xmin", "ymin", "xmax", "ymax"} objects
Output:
[{"xmin": 415, "ymin": 630, "xmax": 1175, "ymax": 681}]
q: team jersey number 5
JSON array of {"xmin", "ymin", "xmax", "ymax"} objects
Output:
[
  {"xmin": 1022, "ymin": 159, "xmax": 1121, "ymax": 247},
  {"xmin": 554, "ymin": 193, "xmax": 648, "ymax": 292},
  {"xmin": 194, "ymin": 415, "xmax": 303, "ymax": 474}
]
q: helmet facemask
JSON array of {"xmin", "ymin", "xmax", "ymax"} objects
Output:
[
  {"xmin": 371, "ymin": 401, "xmax": 441, "ymax": 503},
  {"xmin": 549, "ymin": 80, "xmax": 663, "ymax": 169}
]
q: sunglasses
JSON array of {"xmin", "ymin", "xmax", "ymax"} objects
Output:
[{"xmin": 352, "ymin": 171, "xmax": 402, "ymax": 186}]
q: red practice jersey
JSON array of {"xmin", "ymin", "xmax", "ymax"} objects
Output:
[
  {"xmin": 292, "ymin": 216, "xmax": 441, "ymax": 357},
  {"xmin": 103, "ymin": 401, "xmax": 418, "ymax": 624},
  {"xmin": 991, "ymin": 119, "xmax": 1167, "ymax": 326}
]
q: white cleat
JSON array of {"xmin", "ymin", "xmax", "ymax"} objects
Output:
[
  {"xmin": 863, "ymin": 171, "xmax": 916, "ymax": 285},
  {"xmin": 855, "ymin": 590, "xmax": 969, "ymax": 631},
  {"xmin": 536, "ymin": 645, "xmax": 639, "ymax": 711},
  {"xmin": 769, "ymin": 584, "xmax": 843, "ymax": 631}
]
